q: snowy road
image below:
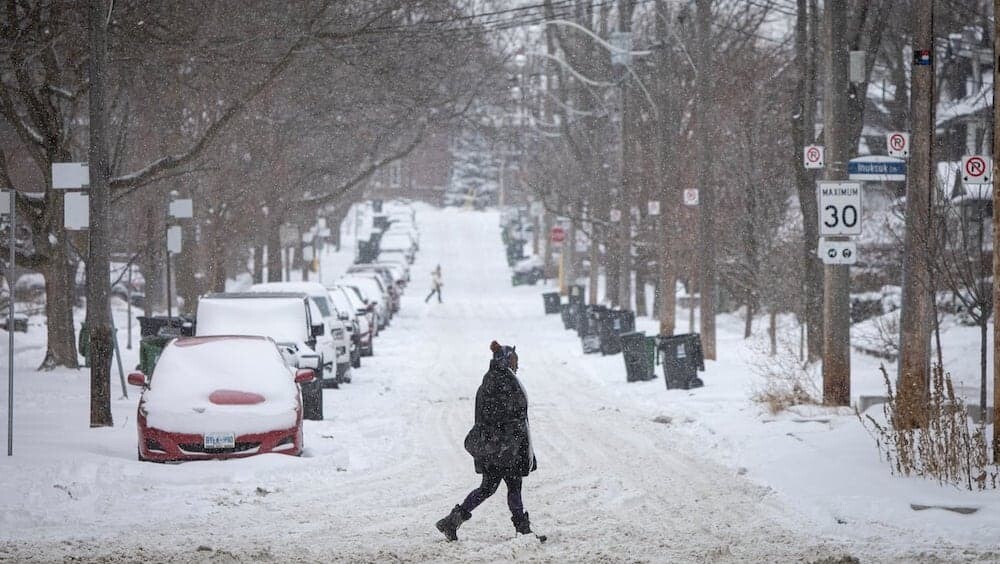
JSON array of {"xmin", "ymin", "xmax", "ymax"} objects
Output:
[{"xmin": 0, "ymin": 207, "xmax": 991, "ymax": 563}]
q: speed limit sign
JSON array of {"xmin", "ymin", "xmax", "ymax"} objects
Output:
[{"xmin": 816, "ymin": 181, "xmax": 862, "ymax": 236}]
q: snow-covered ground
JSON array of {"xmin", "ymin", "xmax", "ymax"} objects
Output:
[{"xmin": 1, "ymin": 206, "xmax": 998, "ymax": 563}]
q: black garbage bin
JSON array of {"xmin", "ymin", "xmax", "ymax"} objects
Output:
[
  {"xmin": 137, "ymin": 316, "xmax": 193, "ymax": 338},
  {"xmin": 657, "ymin": 333, "xmax": 705, "ymax": 390},
  {"xmin": 560, "ymin": 302, "xmax": 574, "ymax": 330},
  {"xmin": 600, "ymin": 309, "xmax": 635, "ymax": 355},
  {"xmin": 621, "ymin": 331, "xmax": 655, "ymax": 382},
  {"xmin": 542, "ymin": 292, "xmax": 561, "ymax": 315}
]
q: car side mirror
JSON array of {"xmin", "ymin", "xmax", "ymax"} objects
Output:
[
  {"xmin": 294, "ymin": 369, "xmax": 315, "ymax": 384},
  {"xmin": 311, "ymin": 323, "xmax": 325, "ymax": 337},
  {"xmin": 338, "ymin": 313, "xmax": 350, "ymax": 321},
  {"xmin": 127, "ymin": 372, "xmax": 147, "ymax": 387}
]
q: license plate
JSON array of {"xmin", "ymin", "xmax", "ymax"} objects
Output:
[{"xmin": 204, "ymin": 432, "xmax": 236, "ymax": 449}]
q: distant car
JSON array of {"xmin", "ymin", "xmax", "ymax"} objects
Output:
[
  {"xmin": 326, "ymin": 285, "xmax": 364, "ymax": 368},
  {"xmin": 339, "ymin": 276, "xmax": 390, "ymax": 329},
  {"xmin": 129, "ymin": 336, "xmax": 316, "ymax": 463},
  {"xmin": 330, "ymin": 284, "xmax": 375, "ymax": 357}
]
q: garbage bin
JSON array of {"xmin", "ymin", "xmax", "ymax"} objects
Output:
[
  {"xmin": 580, "ymin": 305, "xmax": 605, "ymax": 354},
  {"xmin": 139, "ymin": 335, "xmax": 173, "ymax": 375},
  {"xmin": 79, "ymin": 322, "xmax": 90, "ymax": 367},
  {"xmin": 137, "ymin": 316, "xmax": 192, "ymax": 338},
  {"xmin": 621, "ymin": 331, "xmax": 654, "ymax": 382},
  {"xmin": 600, "ymin": 309, "xmax": 635, "ymax": 355},
  {"xmin": 542, "ymin": 292, "xmax": 561, "ymax": 315},
  {"xmin": 657, "ymin": 333, "xmax": 705, "ymax": 390},
  {"xmin": 644, "ymin": 335, "xmax": 658, "ymax": 380}
]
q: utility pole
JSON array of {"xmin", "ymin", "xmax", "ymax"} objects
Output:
[
  {"xmin": 696, "ymin": 0, "xmax": 716, "ymax": 359},
  {"xmin": 897, "ymin": 0, "xmax": 934, "ymax": 426},
  {"xmin": 821, "ymin": 0, "xmax": 851, "ymax": 405},
  {"xmin": 86, "ymin": 0, "xmax": 114, "ymax": 427},
  {"xmin": 614, "ymin": 1, "xmax": 635, "ymax": 311},
  {"xmin": 992, "ymin": 0, "xmax": 999, "ymax": 461}
]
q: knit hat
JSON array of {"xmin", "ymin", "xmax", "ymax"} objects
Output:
[{"xmin": 489, "ymin": 340, "xmax": 516, "ymax": 369}]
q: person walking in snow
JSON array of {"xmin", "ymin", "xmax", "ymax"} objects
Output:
[
  {"xmin": 424, "ymin": 265, "xmax": 443, "ymax": 303},
  {"xmin": 436, "ymin": 341, "xmax": 539, "ymax": 542}
]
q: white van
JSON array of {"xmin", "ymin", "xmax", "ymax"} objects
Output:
[{"xmin": 249, "ymin": 282, "xmax": 353, "ymax": 385}]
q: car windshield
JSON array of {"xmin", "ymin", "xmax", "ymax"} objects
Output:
[
  {"xmin": 196, "ymin": 298, "xmax": 307, "ymax": 342},
  {"xmin": 327, "ymin": 288, "xmax": 353, "ymax": 317},
  {"xmin": 311, "ymin": 296, "xmax": 332, "ymax": 318}
]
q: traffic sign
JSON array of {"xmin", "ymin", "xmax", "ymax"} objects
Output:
[
  {"xmin": 683, "ymin": 188, "xmax": 699, "ymax": 206},
  {"xmin": 803, "ymin": 145, "xmax": 824, "ymax": 169},
  {"xmin": 886, "ymin": 132, "xmax": 910, "ymax": 158},
  {"xmin": 52, "ymin": 162, "xmax": 89, "ymax": 189},
  {"xmin": 961, "ymin": 155, "xmax": 991, "ymax": 185},
  {"xmin": 647, "ymin": 201, "xmax": 660, "ymax": 215},
  {"xmin": 168, "ymin": 199, "xmax": 193, "ymax": 219},
  {"xmin": 549, "ymin": 226, "xmax": 566, "ymax": 243},
  {"xmin": 817, "ymin": 239, "xmax": 858, "ymax": 265},
  {"xmin": 64, "ymin": 192, "xmax": 89, "ymax": 230},
  {"xmin": 279, "ymin": 224, "xmax": 299, "ymax": 247},
  {"xmin": 848, "ymin": 156, "xmax": 905, "ymax": 181},
  {"xmin": 167, "ymin": 226, "xmax": 183, "ymax": 253},
  {"xmin": 817, "ymin": 181, "xmax": 862, "ymax": 237},
  {"xmin": 0, "ymin": 191, "xmax": 9, "ymax": 216},
  {"xmin": 610, "ymin": 209, "xmax": 622, "ymax": 222}
]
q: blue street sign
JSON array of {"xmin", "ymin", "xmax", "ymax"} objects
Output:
[{"xmin": 848, "ymin": 157, "xmax": 906, "ymax": 181}]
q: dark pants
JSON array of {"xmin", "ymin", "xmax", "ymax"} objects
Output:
[
  {"xmin": 425, "ymin": 287, "xmax": 442, "ymax": 303},
  {"xmin": 460, "ymin": 473, "xmax": 523, "ymax": 516}
]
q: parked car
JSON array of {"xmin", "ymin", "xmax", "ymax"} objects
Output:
[
  {"xmin": 249, "ymin": 282, "xmax": 352, "ymax": 385},
  {"xmin": 195, "ymin": 292, "xmax": 328, "ymax": 419},
  {"xmin": 326, "ymin": 285, "xmax": 364, "ymax": 367},
  {"xmin": 128, "ymin": 335, "xmax": 316, "ymax": 462},
  {"xmin": 330, "ymin": 284, "xmax": 375, "ymax": 357},
  {"xmin": 347, "ymin": 265, "xmax": 401, "ymax": 313},
  {"xmin": 378, "ymin": 232, "xmax": 415, "ymax": 263},
  {"xmin": 339, "ymin": 276, "xmax": 390, "ymax": 329}
]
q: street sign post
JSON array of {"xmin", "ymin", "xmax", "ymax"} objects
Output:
[
  {"xmin": 549, "ymin": 226, "xmax": 566, "ymax": 243},
  {"xmin": 817, "ymin": 181, "xmax": 863, "ymax": 237},
  {"xmin": 166, "ymin": 226, "xmax": 183, "ymax": 253},
  {"xmin": 803, "ymin": 145, "xmax": 825, "ymax": 169},
  {"xmin": 168, "ymin": 199, "xmax": 193, "ymax": 219},
  {"xmin": 609, "ymin": 209, "xmax": 622, "ymax": 222},
  {"xmin": 647, "ymin": 200, "xmax": 660, "ymax": 215},
  {"xmin": 683, "ymin": 188, "xmax": 699, "ymax": 206},
  {"xmin": 961, "ymin": 155, "xmax": 992, "ymax": 185},
  {"xmin": 818, "ymin": 239, "xmax": 858, "ymax": 265},
  {"xmin": 886, "ymin": 132, "xmax": 910, "ymax": 158},
  {"xmin": 2, "ymin": 191, "xmax": 12, "ymax": 455}
]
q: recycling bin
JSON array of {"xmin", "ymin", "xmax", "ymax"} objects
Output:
[
  {"xmin": 137, "ymin": 316, "xmax": 193, "ymax": 338},
  {"xmin": 542, "ymin": 292, "xmax": 561, "ymax": 314},
  {"xmin": 79, "ymin": 322, "xmax": 90, "ymax": 367},
  {"xmin": 621, "ymin": 331, "xmax": 655, "ymax": 382},
  {"xmin": 139, "ymin": 335, "xmax": 173, "ymax": 375},
  {"xmin": 657, "ymin": 333, "xmax": 705, "ymax": 390},
  {"xmin": 599, "ymin": 309, "xmax": 635, "ymax": 355}
]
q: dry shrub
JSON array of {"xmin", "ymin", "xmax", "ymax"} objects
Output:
[
  {"xmin": 750, "ymin": 333, "xmax": 821, "ymax": 415},
  {"xmin": 859, "ymin": 364, "xmax": 999, "ymax": 490}
]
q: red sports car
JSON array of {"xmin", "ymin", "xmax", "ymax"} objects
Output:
[{"xmin": 129, "ymin": 335, "xmax": 315, "ymax": 462}]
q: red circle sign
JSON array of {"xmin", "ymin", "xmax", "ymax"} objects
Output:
[
  {"xmin": 965, "ymin": 156, "xmax": 987, "ymax": 178},
  {"xmin": 889, "ymin": 134, "xmax": 906, "ymax": 151},
  {"xmin": 550, "ymin": 226, "xmax": 566, "ymax": 243},
  {"xmin": 806, "ymin": 147, "xmax": 821, "ymax": 163}
]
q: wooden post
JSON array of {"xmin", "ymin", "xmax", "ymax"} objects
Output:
[
  {"xmin": 821, "ymin": 0, "xmax": 851, "ymax": 406},
  {"xmin": 696, "ymin": 0, "xmax": 717, "ymax": 359}
]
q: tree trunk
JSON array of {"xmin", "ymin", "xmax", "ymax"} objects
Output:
[
  {"xmin": 140, "ymin": 203, "xmax": 165, "ymax": 316},
  {"xmin": 769, "ymin": 309, "xmax": 777, "ymax": 357},
  {"xmin": 744, "ymin": 298, "xmax": 753, "ymax": 339},
  {"xmin": 588, "ymin": 230, "xmax": 600, "ymax": 305},
  {"xmin": 794, "ymin": 0, "xmax": 823, "ymax": 362},
  {"xmin": 635, "ymin": 256, "xmax": 647, "ymax": 317},
  {"xmin": 40, "ymin": 239, "xmax": 79, "ymax": 370},
  {"xmin": 992, "ymin": 0, "xmax": 1000, "ymax": 462},
  {"xmin": 267, "ymin": 220, "xmax": 282, "ymax": 283},
  {"xmin": 253, "ymin": 244, "xmax": 264, "ymax": 284}
]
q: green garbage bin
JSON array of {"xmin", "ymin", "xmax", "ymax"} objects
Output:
[
  {"xmin": 139, "ymin": 335, "xmax": 173, "ymax": 375},
  {"xmin": 644, "ymin": 335, "xmax": 658, "ymax": 381},
  {"xmin": 78, "ymin": 323, "xmax": 90, "ymax": 367}
]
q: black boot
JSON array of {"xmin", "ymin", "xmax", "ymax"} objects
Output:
[
  {"xmin": 436, "ymin": 504, "xmax": 471, "ymax": 541},
  {"xmin": 511, "ymin": 511, "xmax": 532, "ymax": 535}
]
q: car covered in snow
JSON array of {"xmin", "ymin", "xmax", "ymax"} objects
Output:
[
  {"xmin": 330, "ymin": 284, "xmax": 375, "ymax": 357},
  {"xmin": 249, "ymin": 281, "xmax": 353, "ymax": 385},
  {"xmin": 338, "ymin": 276, "xmax": 390, "ymax": 330},
  {"xmin": 128, "ymin": 336, "xmax": 316, "ymax": 462},
  {"xmin": 195, "ymin": 292, "xmax": 327, "ymax": 419}
]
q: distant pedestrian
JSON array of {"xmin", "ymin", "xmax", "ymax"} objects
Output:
[
  {"xmin": 425, "ymin": 265, "xmax": 443, "ymax": 303},
  {"xmin": 435, "ymin": 341, "xmax": 539, "ymax": 542}
]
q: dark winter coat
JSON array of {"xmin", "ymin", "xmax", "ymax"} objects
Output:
[{"xmin": 464, "ymin": 362, "xmax": 537, "ymax": 477}]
